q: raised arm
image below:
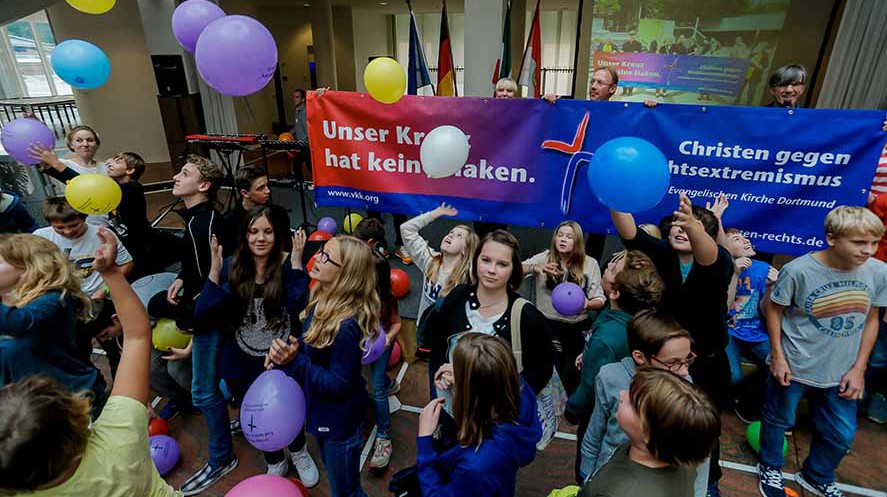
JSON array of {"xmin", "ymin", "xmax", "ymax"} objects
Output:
[
  {"xmin": 400, "ymin": 203, "xmax": 457, "ymax": 271},
  {"xmin": 673, "ymin": 193, "xmax": 718, "ymax": 266},
  {"xmin": 610, "ymin": 209, "xmax": 638, "ymax": 241},
  {"xmin": 94, "ymin": 227, "xmax": 152, "ymax": 405}
]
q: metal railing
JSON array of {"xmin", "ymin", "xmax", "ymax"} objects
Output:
[{"xmin": 0, "ymin": 96, "xmax": 80, "ymax": 139}]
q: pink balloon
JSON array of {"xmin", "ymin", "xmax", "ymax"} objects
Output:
[
  {"xmin": 388, "ymin": 340, "xmax": 401, "ymax": 368},
  {"xmin": 172, "ymin": 0, "xmax": 225, "ymax": 53},
  {"xmin": 225, "ymin": 475, "xmax": 306, "ymax": 497}
]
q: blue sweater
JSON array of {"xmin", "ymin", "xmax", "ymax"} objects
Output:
[
  {"xmin": 0, "ymin": 292, "xmax": 104, "ymax": 398},
  {"xmin": 284, "ymin": 312, "xmax": 371, "ymax": 440},
  {"xmin": 417, "ymin": 382, "xmax": 541, "ymax": 497}
]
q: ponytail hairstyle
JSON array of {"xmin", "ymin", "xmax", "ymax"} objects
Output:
[
  {"xmin": 452, "ymin": 333, "xmax": 521, "ymax": 449},
  {"xmin": 425, "ymin": 224, "xmax": 479, "ymax": 296},
  {"xmin": 301, "ymin": 236, "xmax": 381, "ymax": 350},
  {"xmin": 0, "ymin": 234, "xmax": 91, "ymax": 322},
  {"xmin": 544, "ymin": 220, "xmax": 587, "ymax": 290},
  {"xmin": 229, "ymin": 206, "xmax": 287, "ymax": 329}
]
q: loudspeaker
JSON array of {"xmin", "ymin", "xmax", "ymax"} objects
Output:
[{"xmin": 152, "ymin": 55, "xmax": 188, "ymax": 97}]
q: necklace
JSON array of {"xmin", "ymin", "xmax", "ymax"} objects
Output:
[{"xmin": 478, "ymin": 296, "xmax": 507, "ymax": 309}]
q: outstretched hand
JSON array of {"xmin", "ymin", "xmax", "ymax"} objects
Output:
[
  {"xmin": 93, "ymin": 227, "xmax": 118, "ymax": 275},
  {"xmin": 291, "ymin": 228, "xmax": 306, "ymax": 269},
  {"xmin": 672, "ymin": 193, "xmax": 698, "ymax": 230},
  {"xmin": 705, "ymin": 193, "xmax": 730, "ymax": 220},
  {"xmin": 209, "ymin": 234, "xmax": 223, "ymax": 283},
  {"xmin": 433, "ymin": 202, "xmax": 458, "ymax": 218}
]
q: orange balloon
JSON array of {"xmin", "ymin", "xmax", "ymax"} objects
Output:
[
  {"xmin": 306, "ymin": 253, "xmax": 318, "ymax": 289},
  {"xmin": 308, "ymin": 230, "xmax": 332, "ymax": 242},
  {"xmin": 279, "ymin": 132, "xmax": 295, "ymax": 141}
]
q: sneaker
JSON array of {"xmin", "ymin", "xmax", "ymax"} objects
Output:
[
  {"xmin": 796, "ymin": 472, "xmax": 844, "ymax": 497},
  {"xmin": 368, "ymin": 438, "xmax": 393, "ymax": 469},
  {"xmin": 266, "ymin": 458, "xmax": 289, "ymax": 476},
  {"xmin": 866, "ymin": 392, "xmax": 887, "ymax": 424},
  {"xmin": 395, "ymin": 247, "xmax": 412, "ymax": 264},
  {"xmin": 230, "ymin": 419, "xmax": 242, "ymax": 435},
  {"xmin": 757, "ymin": 463, "xmax": 786, "ymax": 497},
  {"xmin": 181, "ymin": 458, "xmax": 238, "ymax": 496},
  {"xmin": 386, "ymin": 378, "xmax": 401, "ymax": 396},
  {"xmin": 289, "ymin": 448, "xmax": 319, "ymax": 488}
]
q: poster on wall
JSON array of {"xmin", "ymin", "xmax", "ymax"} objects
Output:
[{"xmin": 586, "ymin": 0, "xmax": 796, "ymax": 106}]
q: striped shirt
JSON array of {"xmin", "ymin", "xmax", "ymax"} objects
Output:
[{"xmin": 871, "ymin": 151, "xmax": 887, "ymax": 196}]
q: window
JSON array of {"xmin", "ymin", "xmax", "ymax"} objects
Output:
[{"xmin": 0, "ymin": 11, "xmax": 72, "ymax": 98}]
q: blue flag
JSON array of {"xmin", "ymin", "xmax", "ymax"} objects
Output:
[{"xmin": 407, "ymin": 10, "xmax": 432, "ymax": 95}]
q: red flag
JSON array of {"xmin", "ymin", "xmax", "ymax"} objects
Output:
[{"xmin": 517, "ymin": 0, "xmax": 541, "ymax": 98}]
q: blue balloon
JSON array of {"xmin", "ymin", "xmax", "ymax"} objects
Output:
[
  {"xmin": 588, "ymin": 137, "xmax": 670, "ymax": 213},
  {"xmin": 51, "ymin": 40, "xmax": 111, "ymax": 90}
]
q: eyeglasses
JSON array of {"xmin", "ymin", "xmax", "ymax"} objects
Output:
[
  {"xmin": 650, "ymin": 352, "xmax": 697, "ymax": 372},
  {"xmin": 317, "ymin": 248, "xmax": 342, "ymax": 268},
  {"xmin": 590, "ymin": 78, "xmax": 613, "ymax": 88}
]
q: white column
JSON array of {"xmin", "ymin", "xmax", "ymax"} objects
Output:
[{"xmin": 463, "ymin": 0, "xmax": 502, "ymax": 97}]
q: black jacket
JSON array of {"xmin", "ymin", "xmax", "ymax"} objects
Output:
[
  {"xmin": 428, "ymin": 284, "xmax": 555, "ymax": 394},
  {"xmin": 175, "ymin": 201, "xmax": 223, "ymax": 297}
]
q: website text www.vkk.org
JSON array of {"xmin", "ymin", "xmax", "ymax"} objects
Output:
[{"xmin": 326, "ymin": 189, "xmax": 380, "ymax": 205}]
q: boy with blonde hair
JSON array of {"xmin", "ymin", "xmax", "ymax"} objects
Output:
[{"xmin": 758, "ymin": 206, "xmax": 887, "ymax": 497}]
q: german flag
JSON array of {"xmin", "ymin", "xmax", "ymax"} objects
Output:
[{"xmin": 436, "ymin": 0, "xmax": 457, "ymax": 96}]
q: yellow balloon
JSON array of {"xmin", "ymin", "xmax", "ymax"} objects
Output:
[
  {"xmin": 364, "ymin": 57, "xmax": 406, "ymax": 104},
  {"xmin": 66, "ymin": 0, "xmax": 117, "ymax": 14},
  {"xmin": 343, "ymin": 213, "xmax": 364, "ymax": 234},
  {"xmin": 65, "ymin": 173, "xmax": 122, "ymax": 215},
  {"xmin": 152, "ymin": 318, "xmax": 192, "ymax": 351}
]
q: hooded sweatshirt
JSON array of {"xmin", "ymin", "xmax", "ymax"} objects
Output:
[
  {"xmin": 0, "ymin": 192, "xmax": 37, "ymax": 234},
  {"xmin": 417, "ymin": 381, "xmax": 542, "ymax": 497}
]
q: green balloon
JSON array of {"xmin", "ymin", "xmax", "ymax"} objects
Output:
[
  {"xmin": 746, "ymin": 421, "xmax": 789, "ymax": 456},
  {"xmin": 152, "ymin": 318, "xmax": 191, "ymax": 351}
]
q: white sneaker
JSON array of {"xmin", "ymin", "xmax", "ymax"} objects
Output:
[
  {"xmin": 266, "ymin": 458, "xmax": 289, "ymax": 476},
  {"xmin": 290, "ymin": 448, "xmax": 319, "ymax": 488}
]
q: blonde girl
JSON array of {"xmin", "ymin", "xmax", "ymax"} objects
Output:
[
  {"xmin": 522, "ymin": 220, "xmax": 605, "ymax": 392},
  {"xmin": 0, "ymin": 234, "xmax": 106, "ymax": 416},
  {"xmin": 400, "ymin": 202, "xmax": 479, "ymax": 329},
  {"xmin": 268, "ymin": 235, "xmax": 379, "ymax": 497}
]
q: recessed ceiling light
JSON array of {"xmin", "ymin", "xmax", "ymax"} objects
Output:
[
  {"xmin": 303, "ymin": 3, "xmax": 310, "ymax": 6},
  {"xmin": 379, "ymin": 2, "xmax": 388, "ymax": 5}
]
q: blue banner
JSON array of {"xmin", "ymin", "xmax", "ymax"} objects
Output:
[{"xmin": 309, "ymin": 92, "xmax": 887, "ymax": 255}]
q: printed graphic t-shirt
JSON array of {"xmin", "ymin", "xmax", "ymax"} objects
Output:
[
  {"xmin": 34, "ymin": 224, "xmax": 132, "ymax": 296},
  {"xmin": 770, "ymin": 253, "xmax": 887, "ymax": 387},
  {"xmin": 729, "ymin": 259, "xmax": 770, "ymax": 343}
]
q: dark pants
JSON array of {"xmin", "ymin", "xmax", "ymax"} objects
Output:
[
  {"xmin": 689, "ymin": 349, "xmax": 731, "ymax": 484},
  {"xmin": 548, "ymin": 317, "xmax": 591, "ymax": 395}
]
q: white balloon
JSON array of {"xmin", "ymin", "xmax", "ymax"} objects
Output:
[{"xmin": 420, "ymin": 125, "xmax": 470, "ymax": 179}]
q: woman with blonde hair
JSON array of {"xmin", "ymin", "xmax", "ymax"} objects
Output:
[
  {"xmin": 0, "ymin": 233, "xmax": 106, "ymax": 417},
  {"xmin": 400, "ymin": 203, "xmax": 479, "ymax": 341},
  {"xmin": 523, "ymin": 220, "xmax": 605, "ymax": 392},
  {"xmin": 418, "ymin": 333, "xmax": 541, "ymax": 496},
  {"xmin": 268, "ymin": 234, "xmax": 379, "ymax": 497}
]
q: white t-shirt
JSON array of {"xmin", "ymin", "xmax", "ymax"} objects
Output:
[
  {"xmin": 34, "ymin": 223, "xmax": 132, "ymax": 296},
  {"xmin": 47, "ymin": 158, "xmax": 106, "ymax": 194}
]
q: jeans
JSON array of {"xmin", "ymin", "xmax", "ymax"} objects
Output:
[
  {"xmin": 760, "ymin": 376, "xmax": 857, "ymax": 485},
  {"xmin": 317, "ymin": 424, "xmax": 367, "ymax": 497},
  {"xmin": 191, "ymin": 329, "xmax": 234, "ymax": 468},
  {"xmin": 370, "ymin": 344, "xmax": 393, "ymax": 439},
  {"xmin": 725, "ymin": 335, "xmax": 770, "ymax": 385}
]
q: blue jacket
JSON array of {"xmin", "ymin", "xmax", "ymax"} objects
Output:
[
  {"xmin": 284, "ymin": 312, "xmax": 371, "ymax": 440},
  {"xmin": 417, "ymin": 382, "xmax": 542, "ymax": 497},
  {"xmin": 0, "ymin": 192, "xmax": 37, "ymax": 234},
  {"xmin": 0, "ymin": 292, "xmax": 104, "ymax": 399},
  {"xmin": 194, "ymin": 258, "xmax": 310, "ymax": 338}
]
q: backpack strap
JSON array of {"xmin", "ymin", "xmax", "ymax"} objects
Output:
[{"xmin": 509, "ymin": 297, "xmax": 528, "ymax": 372}]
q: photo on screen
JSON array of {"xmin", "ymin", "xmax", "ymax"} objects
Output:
[{"xmin": 585, "ymin": 0, "xmax": 796, "ymax": 106}]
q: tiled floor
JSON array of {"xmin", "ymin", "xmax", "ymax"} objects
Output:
[{"xmin": 113, "ymin": 349, "xmax": 887, "ymax": 497}]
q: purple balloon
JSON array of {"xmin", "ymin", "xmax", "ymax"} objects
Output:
[
  {"xmin": 317, "ymin": 217, "xmax": 338, "ymax": 235},
  {"xmin": 226, "ymin": 475, "xmax": 305, "ymax": 497},
  {"xmin": 149, "ymin": 435, "xmax": 180, "ymax": 476},
  {"xmin": 240, "ymin": 369, "xmax": 306, "ymax": 452},
  {"xmin": 552, "ymin": 282, "xmax": 586, "ymax": 316},
  {"xmin": 1, "ymin": 118, "xmax": 55, "ymax": 165},
  {"xmin": 172, "ymin": 0, "xmax": 225, "ymax": 53},
  {"xmin": 195, "ymin": 15, "xmax": 277, "ymax": 96},
  {"xmin": 362, "ymin": 326, "xmax": 387, "ymax": 364}
]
